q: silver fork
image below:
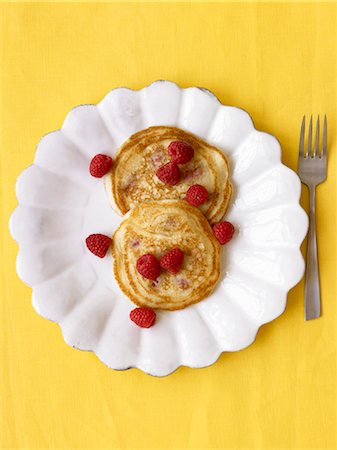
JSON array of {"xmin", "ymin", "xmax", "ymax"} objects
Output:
[{"xmin": 298, "ymin": 115, "xmax": 327, "ymax": 320}]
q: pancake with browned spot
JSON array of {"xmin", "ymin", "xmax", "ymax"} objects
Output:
[
  {"xmin": 105, "ymin": 126, "xmax": 232, "ymax": 224},
  {"xmin": 112, "ymin": 200, "xmax": 221, "ymax": 311}
]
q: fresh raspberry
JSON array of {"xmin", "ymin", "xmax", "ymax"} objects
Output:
[
  {"xmin": 130, "ymin": 307, "xmax": 156, "ymax": 328},
  {"xmin": 159, "ymin": 247, "xmax": 184, "ymax": 275},
  {"xmin": 168, "ymin": 141, "xmax": 194, "ymax": 164},
  {"xmin": 156, "ymin": 162, "xmax": 180, "ymax": 186},
  {"xmin": 136, "ymin": 254, "xmax": 160, "ymax": 280},
  {"xmin": 185, "ymin": 184, "xmax": 209, "ymax": 206},
  {"xmin": 213, "ymin": 221, "xmax": 235, "ymax": 245},
  {"xmin": 89, "ymin": 154, "xmax": 113, "ymax": 178},
  {"xmin": 85, "ymin": 234, "xmax": 112, "ymax": 258}
]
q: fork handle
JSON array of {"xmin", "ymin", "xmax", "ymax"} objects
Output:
[{"xmin": 304, "ymin": 186, "xmax": 321, "ymax": 320}]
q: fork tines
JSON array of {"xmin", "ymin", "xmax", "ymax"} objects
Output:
[{"xmin": 299, "ymin": 115, "xmax": 327, "ymax": 159}]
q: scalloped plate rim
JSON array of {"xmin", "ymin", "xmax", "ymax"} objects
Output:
[{"xmin": 9, "ymin": 80, "xmax": 309, "ymax": 376}]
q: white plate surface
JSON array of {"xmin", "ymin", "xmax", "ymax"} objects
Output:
[{"xmin": 10, "ymin": 81, "xmax": 308, "ymax": 376}]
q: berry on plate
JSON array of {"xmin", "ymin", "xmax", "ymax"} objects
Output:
[
  {"xmin": 168, "ymin": 141, "xmax": 194, "ymax": 164},
  {"xmin": 89, "ymin": 154, "xmax": 113, "ymax": 178},
  {"xmin": 85, "ymin": 234, "xmax": 112, "ymax": 258},
  {"xmin": 159, "ymin": 247, "xmax": 184, "ymax": 274},
  {"xmin": 136, "ymin": 254, "xmax": 161, "ymax": 280},
  {"xmin": 213, "ymin": 221, "xmax": 235, "ymax": 245},
  {"xmin": 185, "ymin": 184, "xmax": 209, "ymax": 206},
  {"xmin": 130, "ymin": 307, "xmax": 156, "ymax": 328},
  {"xmin": 156, "ymin": 162, "xmax": 180, "ymax": 186}
]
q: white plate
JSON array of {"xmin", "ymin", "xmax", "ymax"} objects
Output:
[{"xmin": 10, "ymin": 81, "xmax": 308, "ymax": 376}]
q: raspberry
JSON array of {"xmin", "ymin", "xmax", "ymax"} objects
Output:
[
  {"xmin": 159, "ymin": 248, "xmax": 184, "ymax": 274},
  {"xmin": 168, "ymin": 141, "xmax": 194, "ymax": 164},
  {"xmin": 185, "ymin": 184, "xmax": 209, "ymax": 206},
  {"xmin": 213, "ymin": 221, "xmax": 235, "ymax": 245},
  {"xmin": 89, "ymin": 154, "xmax": 113, "ymax": 178},
  {"xmin": 130, "ymin": 307, "xmax": 156, "ymax": 328},
  {"xmin": 156, "ymin": 162, "xmax": 180, "ymax": 186},
  {"xmin": 136, "ymin": 254, "xmax": 160, "ymax": 280},
  {"xmin": 85, "ymin": 234, "xmax": 112, "ymax": 258}
]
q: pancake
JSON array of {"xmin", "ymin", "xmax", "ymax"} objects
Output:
[
  {"xmin": 112, "ymin": 200, "xmax": 221, "ymax": 311},
  {"xmin": 105, "ymin": 126, "xmax": 232, "ymax": 224}
]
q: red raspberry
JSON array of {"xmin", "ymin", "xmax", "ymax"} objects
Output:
[
  {"xmin": 156, "ymin": 162, "xmax": 180, "ymax": 186},
  {"xmin": 168, "ymin": 141, "xmax": 194, "ymax": 164},
  {"xmin": 186, "ymin": 184, "xmax": 209, "ymax": 206},
  {"xmin": 89, "ymin": 154, "xmax": 113, "ymax": 178},
  {"xmin": 136, "ymin": 254, "xmax": 160, "ymax": 280},
  {"xmin": 213, "ymin": 221, "xmax": 235, "ymax": 245},
  {"xmin": 85, "ymin": 234, "xmax": 112, "ymax": 258},
  {"xmin": 159, "ymin": 248, "xmax": 184, "ymax": 274},
  {"xmin": 130, "ymin": 307, "xmax": 156, "ymax": 328}
]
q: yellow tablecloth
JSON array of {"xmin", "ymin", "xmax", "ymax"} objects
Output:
[{"xmin": 1, "ymin": 2, "xmax": 336, "ymax": 449}]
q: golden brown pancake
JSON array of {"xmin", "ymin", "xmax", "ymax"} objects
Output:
[
  {"xmin": 112, "ymin": 200, "xmax": 221, "ymax": 310},
  {"xmin": 105, "ymin": 126, "xmax": 232, "ymax": 224}
]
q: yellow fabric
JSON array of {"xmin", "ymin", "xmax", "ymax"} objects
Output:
[{"xmin": 1, "ymin": 2, "xmax": 336, "ymax": 449}]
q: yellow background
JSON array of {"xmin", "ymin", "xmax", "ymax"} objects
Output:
[{"xmin": 1, "ymin": 2, "xmax": 336, "ymax": 449}]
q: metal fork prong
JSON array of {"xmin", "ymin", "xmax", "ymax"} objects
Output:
[
  {"xmin": 299, "ymin": 115, "xmax": 306, "ymax": 157},
  {"xmin": 313, "ymin": 116, "xmax": 320, "ymax": 158},
  {"xmin": 306, "ymin": 115, "xmax": 313, "ymax": 158},
  {"xmin": 322, "ymin": 114, "xmax": 327, "ymax": 159}
]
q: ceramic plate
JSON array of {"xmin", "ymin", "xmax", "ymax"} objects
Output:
[{"xmin": 10, "ymin": 81, "xmax": 308, "ymax": 376}]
